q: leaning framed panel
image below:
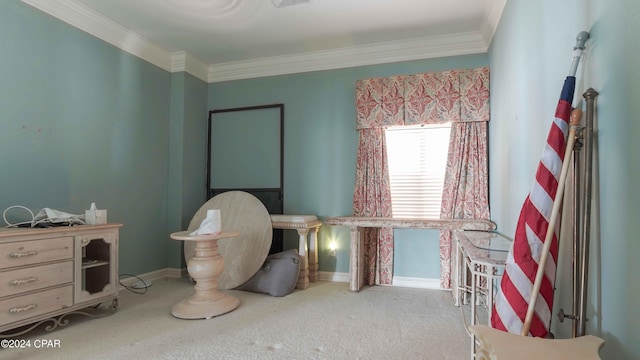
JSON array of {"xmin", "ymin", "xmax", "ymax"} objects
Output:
[
  {"xmin": 207, "ymin": 104, "xmax": 284, "ymax": 253},
  {"xmin": 207, "ymin": 104, "xmax": 283, "ymax": 202}
]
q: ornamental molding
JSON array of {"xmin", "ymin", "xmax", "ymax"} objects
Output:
[{"xmin": 22, "ymin": 0, "xmax": 505, "ymax": 83}]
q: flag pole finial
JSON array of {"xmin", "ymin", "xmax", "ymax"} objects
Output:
[
  {"xmin": 569, "ymin": 31, "xmax": 590, "ymax": 76},
  {"xmin": 574, "ymin": 31, "xmax": 590, "ymax": 50}
]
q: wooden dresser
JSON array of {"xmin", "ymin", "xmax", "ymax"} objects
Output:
[{"xmin": 0, "ymin": 224, "xmax": 121, "ymax": 336}]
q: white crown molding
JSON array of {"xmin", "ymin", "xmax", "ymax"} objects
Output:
[
  {"xmin": 480, "ymin": 0, "xmax": 508, "ymax": 46},
  {"xmin": 22, "ymin": 0, "xmax": 173, "ymax": 72},
  {"xmin": 208, "ymin": 31, "xmax": 489, "ymax": 82},
  {"xmin": 21, "ymin": 0, "xmax": 506, "ymax": 83},
  {"xmin": 171, "ymin": 51, "xmax": 209, "ymax": 82}
]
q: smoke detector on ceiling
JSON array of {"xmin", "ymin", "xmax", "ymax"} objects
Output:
[{"xmin": 271, "ymin": 0, "xmax": 311, "ymax": 8}]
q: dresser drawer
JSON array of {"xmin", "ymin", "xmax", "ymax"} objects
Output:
[
  {"xmin": 0, "ymin": 237, "xmax": 73, "ymax": 269},
  {"xmin": 0, "ymin": 261, "xmax": 73, "ymax": 297},
  {"xmin": 0, "ymin": 285, "xmax": 73, "ymax": 325}
]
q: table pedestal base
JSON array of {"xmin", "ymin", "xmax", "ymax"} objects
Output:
[
  {"xmin": 169, "ymin": 230, "xmax": 240, "ymax": 320},
  {"xmin": 171, "ymin": 292, "xmax": 239, "ymax": 320}
]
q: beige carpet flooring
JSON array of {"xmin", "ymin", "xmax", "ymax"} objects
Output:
[{"xmin": 3, "ymin": 278, "xmax": 471, "ymax": 360}]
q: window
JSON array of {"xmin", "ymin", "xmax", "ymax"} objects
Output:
[{"xmin": 385, "ymin": 124, "xmax": 451, "ymax": 219}]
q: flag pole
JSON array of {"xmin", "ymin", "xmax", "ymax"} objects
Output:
[
  {"xmin": 520, "ymin": 31, "xmax": 589, "ymax": 337},
  {"xmin": 521, "ymin": 108, "xmax": 582, "ymax": 336}
]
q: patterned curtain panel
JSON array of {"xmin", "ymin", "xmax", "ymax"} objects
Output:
[
  {"xmin": 405, "ymin": 70, "xmax": 460, "ymax": 125},
  {"xmin": 356, "ymin": 67, "xmax": 490, "ymax": 128},
  {"xmin": 440, "ymin": 121, "xmax": 491, "ymax": 289},
  {"xmin": 355, "ymin": 77, "xmax": 405, "ymax": 129},
  {"xmin": 460, "ymin": 67, "xmax": 491, "ymax": 122},
  {"xmin": 352, "ymin": 128, "xmax": 394, "ymax": 285},
  {"xmin": 356, "ymin": 78, "xmax": 384, "ymax": 129},
  {"xmin": 354, "ymin": 67, "xmax": 490, "ymax": 287}
]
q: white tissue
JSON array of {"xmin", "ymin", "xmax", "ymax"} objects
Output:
[
  {"xmin": 85, "ymin": 203, "xmax": 97, "ymax": 225},
  {"xmin": 190, "ymin": 209, "xmax": 221, "ymax": 235}
]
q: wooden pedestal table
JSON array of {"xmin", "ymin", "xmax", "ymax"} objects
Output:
[{"xmin": 170, "ymin": 230, "xmax": 240, "ymax": 319}]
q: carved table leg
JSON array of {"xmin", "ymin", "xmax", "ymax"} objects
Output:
[
  {"xmin": 308, "ymin": 227, "xmax": 319, "ymax": 282},
  {"xmin": 349, "ymin": 226, "xmax": 364, "ymax": 292},
  {"xmin": 296, "ymin": 228, "xmax": 310, "ymax": 290}
]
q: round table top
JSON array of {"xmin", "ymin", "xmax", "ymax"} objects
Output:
[
  {"xmin": 185, "ymin": 191, "xmax": 272, "ymax": 290},
  {"xmin": 170, "ymin": 230, "xmax": 239, "ymax": 242}
]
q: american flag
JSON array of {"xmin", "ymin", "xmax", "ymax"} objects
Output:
[{"xmin": 491, "ymin": 76, "xmax": 576, "ymax": 337}]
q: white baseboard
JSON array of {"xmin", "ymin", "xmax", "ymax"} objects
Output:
[
  {"xmin": 392, "ymin": 276, "xmax": 443, "ymax": 290},
  {"xmin": 318, "ymin": 271, "xmax": 349, "ymax": 283},
  {"xmin": 317, "ymin": 272, "xmax": 443, "ymax": 290},
  {"xmin": 119, "ymin": 269, "xmax": 442, "ymax": 291},
  {"xmin": 118, "ymin": 268, "xmax": 186, "ymax": 290}
]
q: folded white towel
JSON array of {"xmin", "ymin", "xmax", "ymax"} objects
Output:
[{"xmin": 190, "ymin": 209, "xmax": 221, "ymax": 235}]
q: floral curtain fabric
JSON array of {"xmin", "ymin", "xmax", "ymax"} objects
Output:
[
  {"xmin": 440, "ymin": 121, "xmax": 491, "ymax": 289},
  {"xmin": 354, "ymin": 66, "xmax": 490, "ymax": 287},
  {"xmin": 352, "ymin": 128, "xmax": 394, "ymax": 285},
  {"xmin": 356, "ymin": 67, "xmax": 490, "ymax": 129}
]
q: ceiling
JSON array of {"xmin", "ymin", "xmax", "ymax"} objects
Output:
[{"xmin": 22, "ymin": 0, "xmax": 506, "ymax": 82}]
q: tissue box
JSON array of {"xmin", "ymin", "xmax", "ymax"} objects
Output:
[
  {"xmin": 85, "ymin": 209, "xmax": 107, "ymax": 225},
  {"xmin": 95, "ymin": 210, "xmax": 107, "ymax": 224}
]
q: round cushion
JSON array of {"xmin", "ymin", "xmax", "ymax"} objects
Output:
[{"xmin": 185, "ymin": 191, "xmax": 272, "ymax": 289}]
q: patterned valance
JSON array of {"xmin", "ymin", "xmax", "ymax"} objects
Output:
[{"xmin": 355, "ymin": 67, "xmax": 490, "ymax": 129}]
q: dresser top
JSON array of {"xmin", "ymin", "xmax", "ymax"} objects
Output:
[{"xmin": 0, "ymin": 223, "xmax": 123, "ymax": 239}]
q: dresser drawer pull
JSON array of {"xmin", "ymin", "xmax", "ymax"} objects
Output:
[
  {"xmin": 9, "ymin": 251, "xmax": 39, "ymax": 258},
  {"xmin": 9, "ymin": 277, "xmax": 39, "ymax": 286},
  {"xmin": 9, "ymin": 304, "xmax": 38, "ymax": 314}
]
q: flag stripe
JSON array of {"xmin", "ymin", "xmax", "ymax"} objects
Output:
[{"xmin": 491, "ymin": 76, "xmax": 575, "ymax": 337}]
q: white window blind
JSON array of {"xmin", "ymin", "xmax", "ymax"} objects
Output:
[{"xmin": 385, "ymin": 124, "xmax": 451, "ymax": 219}]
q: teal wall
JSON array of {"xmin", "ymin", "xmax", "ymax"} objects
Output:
[
  {"xmin": 0, "ymin": 0, "xmax": 485, "ymax": 281},
  {"xmin": 4, "ymin": 0, "xmax": 639, "ymax": 356},
  {"xmin": 0, "ymin": 1, "xmax": 207, "ymax": 276},
  {"xmin": 489, "ymin": 0, "xmax": 639, "ymax": 358},
  {"xmin": 167, "ymin": 72, "xmax": 209, "ymax": 269},
  {"xmin": 208, "ymin": 54, "xmax": 488, "ymax": 277}
]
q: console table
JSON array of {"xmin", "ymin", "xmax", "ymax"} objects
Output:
[
  {"xmin": 0, "ymin": 224, "xmax": 121, "ymax": 336},
  {"xmin": 323, "ymin": 217, "xmax": 496, "ymax": 292},
  {"xmin": 270, "ymin": 215, "xmax": 322, "ymax": 290}
]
